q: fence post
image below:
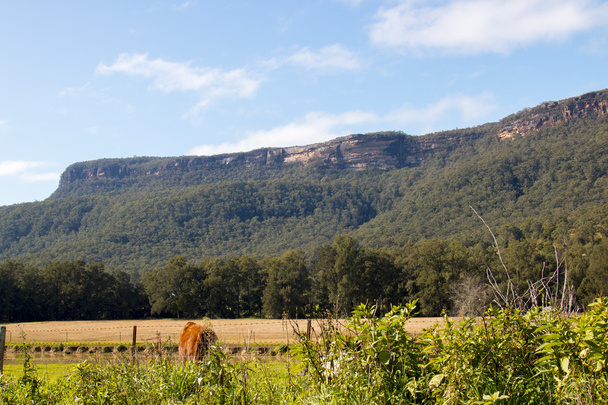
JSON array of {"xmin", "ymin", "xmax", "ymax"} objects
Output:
[
  {"xmin": 0, "ymin": 327, "xmax": 6, "ymax": 376},
  {"xmin": 131, "ymin": 326, "xmax": 137, "ymax": 365},
  {"xmin": 157, "ymin": 332, "xmax": 162, "ymax": 363},
  {"xmin": 306, "ymin": 319, "xmax": 312, "ymax": 340}
]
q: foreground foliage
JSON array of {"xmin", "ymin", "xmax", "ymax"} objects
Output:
[{"xmin": 3, "ymin": 299, "xmax": 608, "ymax": 404}]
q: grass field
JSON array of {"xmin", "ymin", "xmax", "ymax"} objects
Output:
[
  {"xmin": 1, "ymin": 363, "xmax": 74, "ymax": 381},
  {"xmin": 2, "ymin": 317, "xmax": 444, "ymax": 345},
  {"xmin": 1, "ymin": 316, "xmax": 445, "ymax": 389}
]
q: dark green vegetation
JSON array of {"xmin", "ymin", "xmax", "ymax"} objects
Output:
[
  {"xmin": 1, "ymin": 91, "xmax": 608, "ymax": 276},
  {"xmin": 4, "ymin": 230, "xmax": 608, "ymax": 321},
  {"xmin": 4, "ymin": 300, "xmax": 608, "ymax": 404},
  {"xmin": 0, "ymin": 260, "xmax": 148, "ymax": 322},
  {"xmin": 1, "ymin": 89, "xmax": 608, "ymax": 321}
]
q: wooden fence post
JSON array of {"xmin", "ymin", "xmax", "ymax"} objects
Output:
[
  {"xmin": 0, "ymin": 327, "xmax": 6, "ymax": 376},
  {"xmin": 131, "ymin": 326, "xmax": 137, "ymax": 364},
  {"xmin": 157, "ymin": 332, "xmax": 162, "ymax": 363}
]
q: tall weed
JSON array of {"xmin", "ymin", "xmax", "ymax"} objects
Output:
[{"xmin": 3, "ymin": 300, "xmax": 608, "ymax": 404}]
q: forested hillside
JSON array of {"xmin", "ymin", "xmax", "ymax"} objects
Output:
[{"xmin": 1, "ymin": 89, "xmax": 607, "ymax": 278}]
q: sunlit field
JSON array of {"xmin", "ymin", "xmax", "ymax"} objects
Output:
[{"xmin": 2, "ymin": 316, "xmax": 443, "ymax": 344}]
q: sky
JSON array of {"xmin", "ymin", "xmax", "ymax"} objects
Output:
[{"xmin": 1, "ymin": 0, "xmax": 608, "ymax": 206}]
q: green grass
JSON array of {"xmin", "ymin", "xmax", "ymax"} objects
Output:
[{"xmin": 2, "ymin": 363, "xmax": 75, "ymax": 381}]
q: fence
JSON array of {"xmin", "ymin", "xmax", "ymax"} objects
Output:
[
  {"xmin": 0, "ymin": 318, "xmax": 343, "ymax": 368},
  {"xmin": 0, "ymin": 318, "xmax": 325, "ymax": 344},
  {"xmin": 0, "ymin": 326, "xmax": 5, "ymax": 375}
]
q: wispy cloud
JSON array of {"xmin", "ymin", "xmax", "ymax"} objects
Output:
[
  {"xmin": 58, "ymin": 82, "xmax": 92, "ymax": 97},
  {"xmin": 284, "ymin": 44, "xmax": 363, "ymax": 72},
  {"xmin": 332, "ymin": 0, "xmax": 365, "ymax": 7},
  {"xmin": 0, "ymin": 160, "xmax": 60, "ymax": 183},
  {"xmin": 263, "ymin": 44, "xmax": 363, "ymax": 74},
  {"xmin": 188, "ymin": 110, "xmax": 377, "ymax": 155},
  {"xmin": 58, "ymin": 82, "xmax": 134, "ymax": 114},
  {"xmin": 174, "ymin": 1, "xmax": 196, "ymax": 11},
  {"xmin": 386, "ymin": 92, "xmax": 496, "ymax": 132},
  {"xmin": 188, "ymin": 92, "xmax": 495, "ymax": 155},
  {"xmin": 0, "ymin": 119, "xmax": 7, "ymax": 129},
  {"xmin": 370, "ymin": 0, "xmax": 608, "ymax": 55},
  {"xmin": 21, "ymin": 172, "xmax": 61, "ymax": 183},
  {"xmin": 96, "ymin": 53, "xmax": 262, "ymax": 114}
]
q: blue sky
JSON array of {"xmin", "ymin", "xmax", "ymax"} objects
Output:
[{"xmin": 1, "ymin": 0, "xmax": 608, "ymax": 206}]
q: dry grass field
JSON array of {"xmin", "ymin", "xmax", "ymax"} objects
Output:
[{"xmin": 2, "ymin": 317, "xmax": 445, "ymax": 346}]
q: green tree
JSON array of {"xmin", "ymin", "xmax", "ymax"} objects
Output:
[
  {"xmin": 236, "ymin": 255, "xmax": 264, "ymax": 317},
  {"xmin": 577, "ymin": 240, "xmax": 608, "ymax": 306},
  {"xmin": 312, "ymin": 236, "xmax": 401, "ymax": 316},
  {"xmin": 143, "ymin": 256, "xmax": 205, "ymax": 318},
  {"xmin": 0, "ymin": 260, "xmax": 20, "ymax": 322},
  {"xmin": 203, "ymin": 258, "xmax": 241, "ymax": 318},
  {"xmin": 396, "ymin": 240, "xmax": 473, "ymax": 316},
  {"xmin": 262, "ymin": 250, "xmax": 309, "ymax": 318}
]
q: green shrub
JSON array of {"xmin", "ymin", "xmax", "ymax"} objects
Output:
[{"xmin": 3, "ymin": 299, "xmax": 608, "ymax": 404}]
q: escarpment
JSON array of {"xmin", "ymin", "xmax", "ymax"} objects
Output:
[
  {"xmin": 498, "ymin": 90, "xmax": 608, "ymax": 139},
  {"xmin": 52, "ymin": 89, "xmax": 608, "ymax": 199}
]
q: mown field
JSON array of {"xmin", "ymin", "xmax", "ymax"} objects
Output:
[{"xmin": 2, "ymin": 316, "xmax": 444, "ymax": 345}]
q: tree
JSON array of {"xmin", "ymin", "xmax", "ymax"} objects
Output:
[
  {"xmin": 143, "ymin": 256, "xmax": 205, "ymax": 318},
  {"xmin": 312, "ymin": 236, "xmax": 401, "ymax": 316},
  {"xmin": 236, "ymin": 255, "xmax": 264, "ymax": 317},
  {"xmin": 577, "ymin": 240, "xmax": 608, "ymax": 306},
  {"xmin": 0, "ymin": 260, "xmax": 20, "ymax": 322},
  {"xmin": 262, "ymin": 250, "xmax": 309, "ymax": 318},
  {"xmin": 203, "ymin": 258, "xmax": 240, "ymax": 318},
  {"xmin": 396, "ymin": 240, "xmax": 473, "ymax": 316}
]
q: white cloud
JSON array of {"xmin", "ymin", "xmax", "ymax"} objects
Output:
[
  {"xmin": 188, "ymin": 110, "xmax": 377, "ymax": 155},
  {"xmin": 21, "ymin": 172, "xmax": 61, "ymax": 183},
  {"xmin": 96, "ymin": 53, "xmax": 262, "ymax": 113},
  {"xmin": 333, "ymin": 0, "xmax": 365, "ymax": 7},
  {"xmin": 0, "ymin": 119, "xmax": 7, "ymax": 129},
  {"xmin": 188, "ymin": 92, "xmax": 495, "ymax": 155},
  {"xmin": 285, "ymin": 44, "xmax": 363, "ymax": 71},
  {"xmin": 386, "ymin": 92, "xmax": 496, "ymax": 131},
  {"xmin": 370, "ymin": 0, "xmax": 608, "ymax": 55},
  {"xmin": 263, "ymin": 44, "xmax": 363, "ymax": 73},
  {"xmin": 59, "ymin": 82, "xmax": 92, "ymax": 97},
  {"xmin": 0, "ymin": 160, "xmax": 60, "ymax": 183},
  {"xmin": 175, "ymin": 1, "xmax": 196, "ymax": 11},
  {"xmin": 0, "ymin": 161, "xmax": 45, "ymax": 176}
]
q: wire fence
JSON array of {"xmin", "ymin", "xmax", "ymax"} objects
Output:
[
  {"xmin": 0, "ymin": 319, "xmax": 339, "ymax": 370},
  {"xmin": 0, "ymin": 319, "xmax": 322, "ymax": 345}
]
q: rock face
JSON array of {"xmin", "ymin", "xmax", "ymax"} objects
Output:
[
  {"xmin": 498, "ymin": 90, "xmax": 608, "ymax": 140},
  {"xmin": 55, "ymin": 88, "xmax": 608, "ymax": 197},
  {"xmin": 55, "ymin": 130, "xmax": 484, "ymax": 193}
]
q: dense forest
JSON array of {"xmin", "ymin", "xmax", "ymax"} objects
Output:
[
  {"xmin": 2, "ymin": 230, "xmax": 608, "ymax": 322},
  {"xmin": 1, "ymin": 90, "xmax": 608, "ymax": 321},
  {"xmin": 1, "ymin": 112, "xmax": 608, "ymax": 276}
]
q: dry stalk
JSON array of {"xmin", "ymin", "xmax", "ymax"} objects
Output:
[{"xmin": 470, "ymin": 206, "xmax": 578, "ymax": 314}]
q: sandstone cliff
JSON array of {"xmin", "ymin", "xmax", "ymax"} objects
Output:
[
  {"xmin": 498, "ymin": 90, "xmax": 608, "ymax": 139},
  {"xmin": 55, "ymin": 130, "xmax": 486, "ymax": 195},
  {"xmin": 54, "ymin": 89, "xmax": 608, "ymax": 198}
]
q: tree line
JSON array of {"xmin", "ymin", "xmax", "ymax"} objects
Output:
[
  {"xmin": 3, "ymin": 233, "xmax": 608, "ymax": 323},
  {"xmin": 0, "ymin": 260, "xmax": 148, "ymax": 322}
]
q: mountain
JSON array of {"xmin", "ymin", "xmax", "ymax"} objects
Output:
[
  {"xmin": 50, "ymin": 130, "xmax": 487, "ymax": 199},
  {"xmin": 1, "ymin": 89, "xmax": 608, "ymax": 275}
]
